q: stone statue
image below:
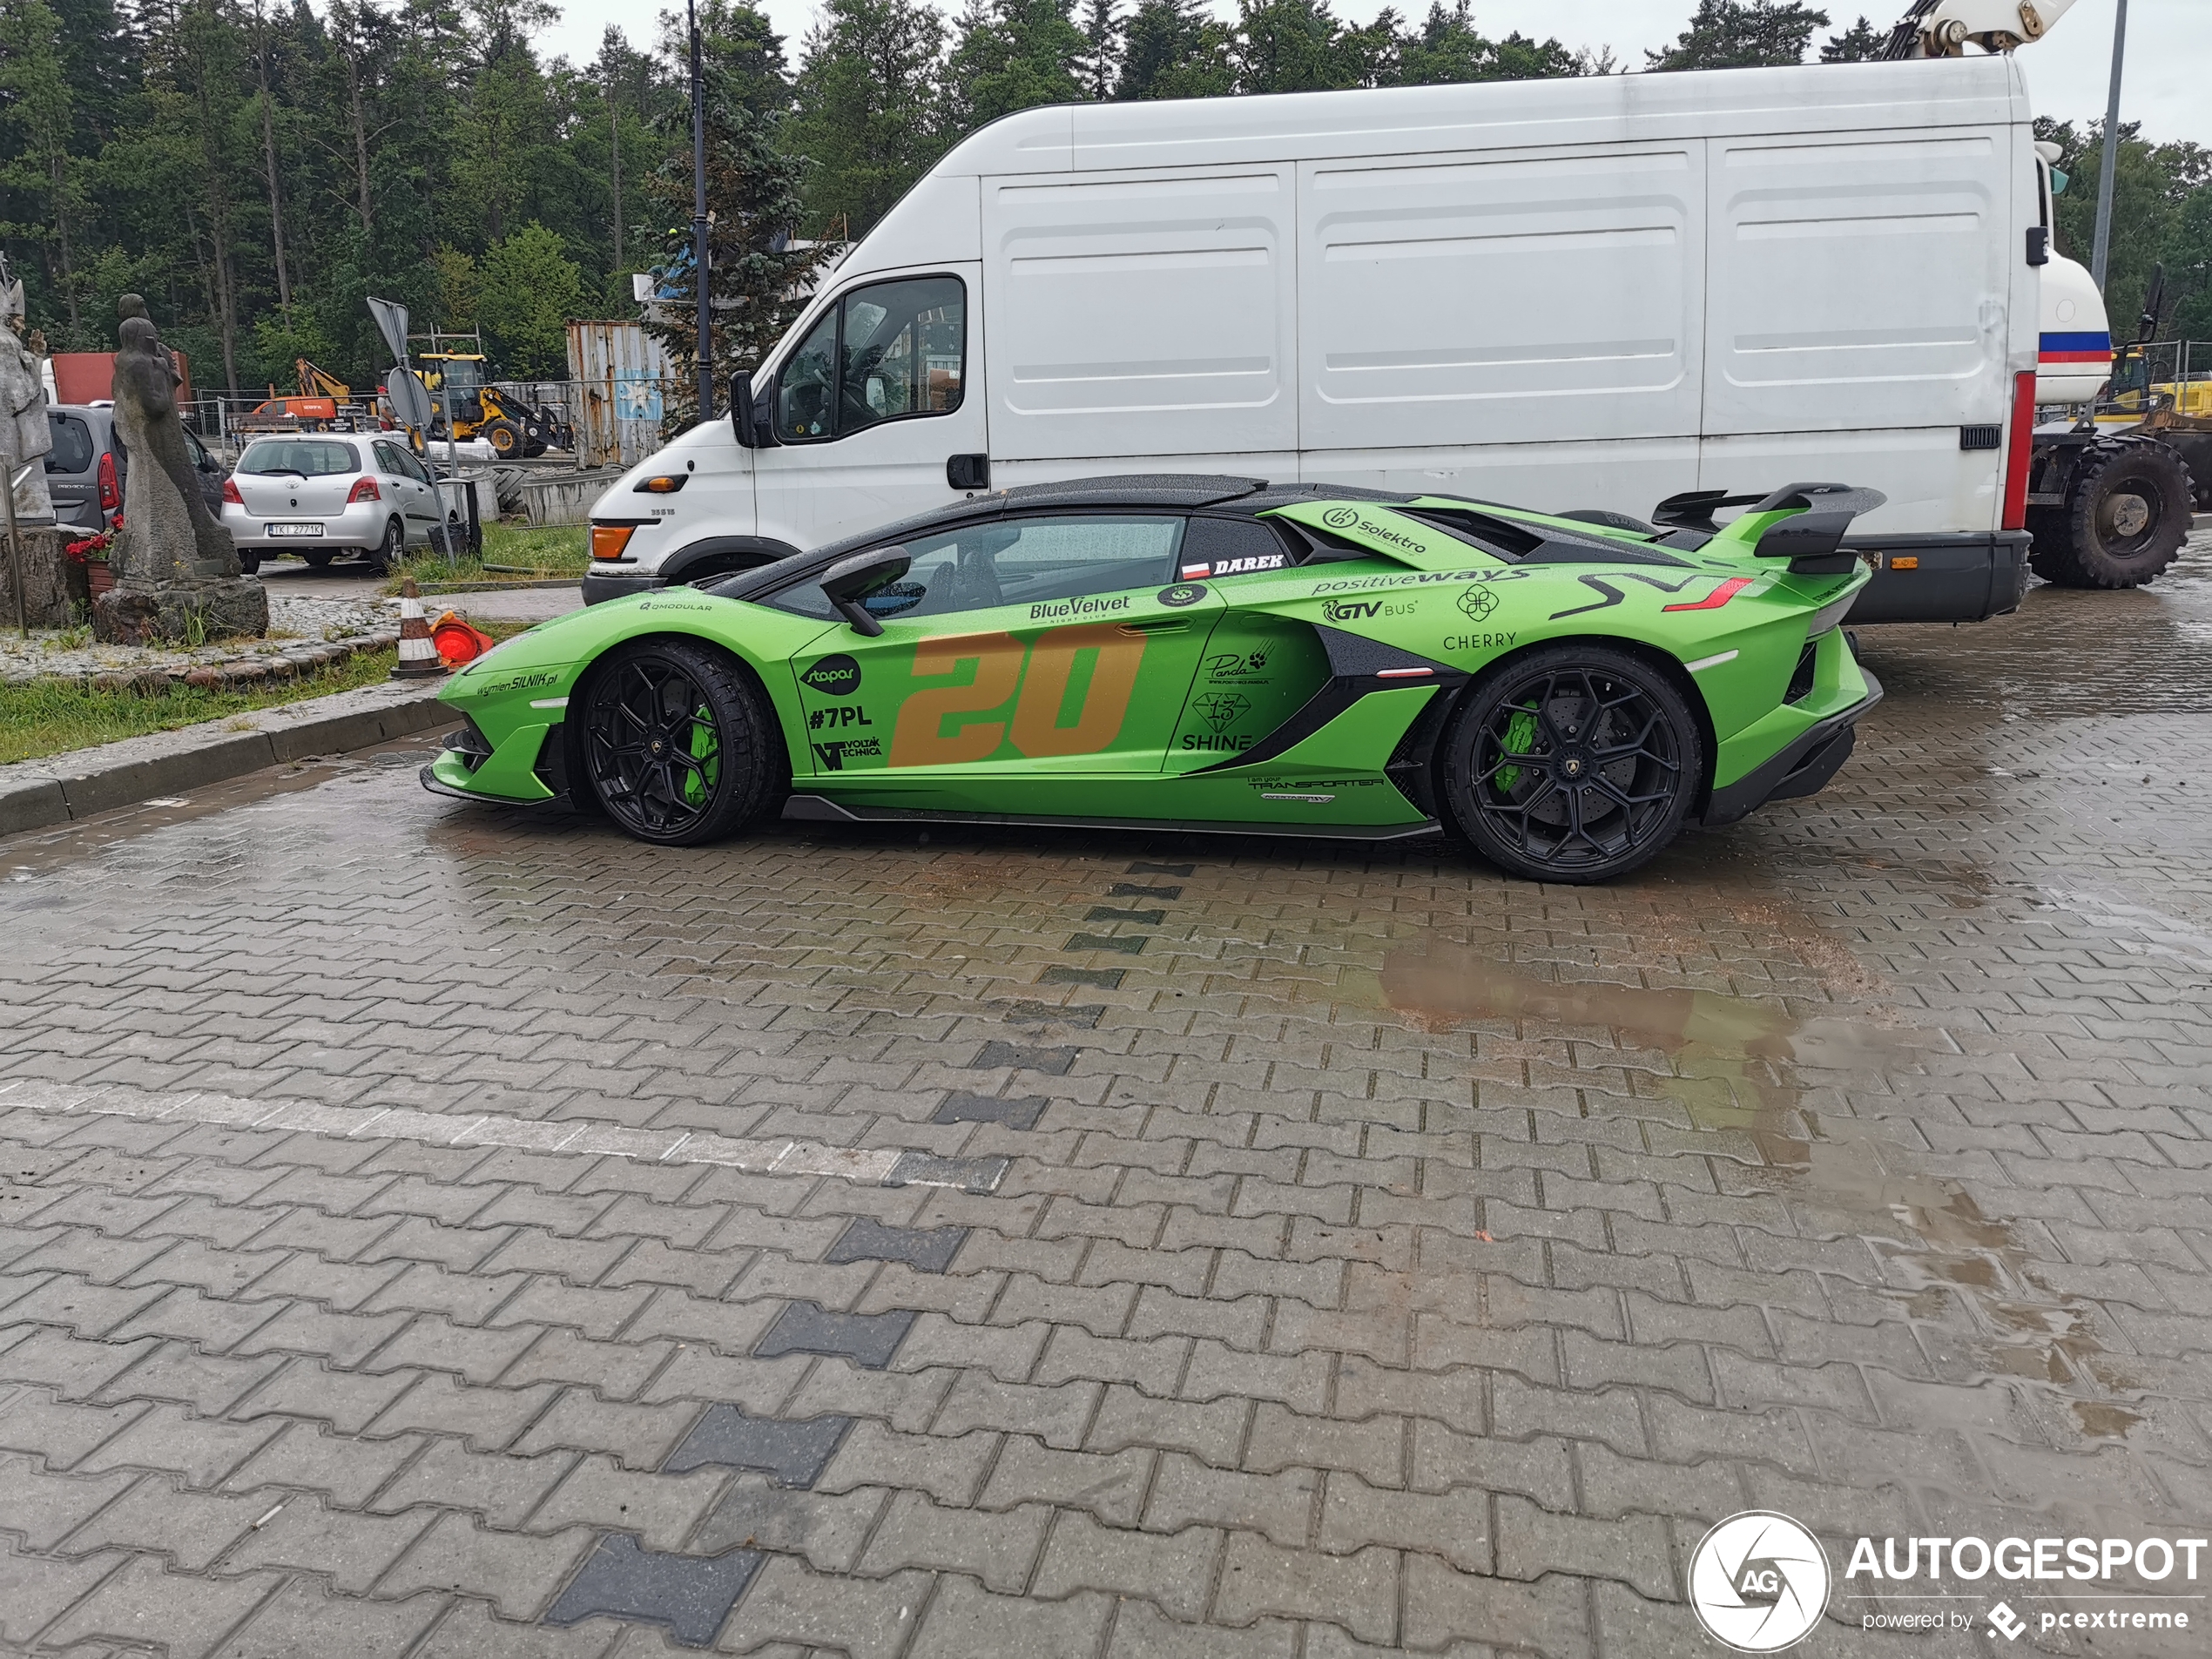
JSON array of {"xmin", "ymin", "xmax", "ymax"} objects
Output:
[
  {"xmin": 0, "ymin": 278, "xmax": 55, "ymax": 525},
  {"xmin": 95, "ymin": 298, "xmax": 266, "ymax": 644}
]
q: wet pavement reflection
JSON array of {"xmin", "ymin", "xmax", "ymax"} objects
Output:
[{"xmin": 2, "ymin": 538, "xmax": 2209, "ymax": 1654}]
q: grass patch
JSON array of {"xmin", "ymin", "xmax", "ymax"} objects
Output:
[
  {"xmin": 0, "ymin": 649, "xmax": 408, "ymax": 766},
  {"xmin": 385, "ymin": 521, "xmax": 589, "ymax": 592}
]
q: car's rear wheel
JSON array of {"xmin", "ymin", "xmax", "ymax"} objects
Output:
[
  {"xmin": 580, "ymin": 640, "xmax": 777, "ymax": 846},
  {"xmin": 366, "ymin": 516, "xmax": 403, "ymax": 574},
  {"xmin": 1438, "ymin": 644, "xmax": 1703, "ymax": 884}
]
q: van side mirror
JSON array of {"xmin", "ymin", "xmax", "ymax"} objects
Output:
[
  {"xmin": 732, "ymin": 371, "xmax": 773, "ymax": 448},
  {"xmin": 819, "ymin": 548, "xmax": 912, "ymax": 637}
]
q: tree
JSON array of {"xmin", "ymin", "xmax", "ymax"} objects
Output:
[
  {"xmin": 1116, "ymin": 0, "xmax": 1231, "ymax": 99},
  {"xmin": 787, "ymin": 0, "xmax": 945, "ymax": 239},
  {"xmin": 644, "ymin": 61, "xmax": 825, "ymax": 423},
  {"xmin": 941, "ymin": 0, "xmax": 1088, "ymax": 133},
  {"xmin": 475, "ymin": 220, "xmax": 582, "ymax": 374},
  {"xmin": 1232, "ymin": 0, "xmax": 1359, "ymax": 95},
  {"xmin": 1819, "ymin": 14, "xmax": 1884, "ymax": 61},
  {"xmin": 1074, "ymin": 0, "xmax": 1117, "ymax": 100},
  {"xmin": 1394, "ymin": 3, "xmax": 1582, "ymax": 85},
  {"xmin": 1648, "ymin": 1, "xmax": 1830, "ymax": 71},
  {"xmin": 0, "ymin": 0, "xmax": 89, "ymax": 340}
]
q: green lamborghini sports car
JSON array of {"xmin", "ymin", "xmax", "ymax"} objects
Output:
[{"xmin": 422, "ymin": 475, "xmax": 1885, "ymax": 882}]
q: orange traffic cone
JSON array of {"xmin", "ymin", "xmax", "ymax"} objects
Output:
[
  {"xmin": 431, "ymin": 610, "xmax": 499, "ymax": 665},
  {"xmin": 392, "ymin": 577, "xmax": 446, "ymax": 678}
]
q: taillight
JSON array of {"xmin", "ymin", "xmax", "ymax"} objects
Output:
[
  {"xmin": 2002, "ymin": 368, "xmax": 2038, "ymax": 532},
  {"xmin": 221, "ymin": 477, "xmax": 243, "ymax": 505},
  {"xmin": 591, "ymin": 524, "xmax": 637, "ymax": 560},
  {"xmin": 348, "ymin": 475, "xmax": 381, "ymax": 503},
  {"xmin": 97, "ymin": 451, "xmax": 118, "ymax": 510}
]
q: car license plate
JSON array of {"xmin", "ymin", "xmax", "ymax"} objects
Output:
[{"xmin": 268, "ymin": 523, "xmax": 323, "ymax": 537}]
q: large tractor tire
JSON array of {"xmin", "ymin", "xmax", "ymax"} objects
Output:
[
  {"xmin": 482, "ymin": 418, "xmax": 524, "ymax": 459},
  {"xmin": 2030, "ymin": 440, "xmax": 2194, "ymax": 589}
]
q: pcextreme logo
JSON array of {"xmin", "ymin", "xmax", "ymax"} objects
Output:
[
  {"xmin": 1689, "ymin": 1513, "xmax": 1830, "ymax": 1652},
  {"xmin": 1686, "ymin": 1514, "xmax": 2209, "ymax": 1650}
]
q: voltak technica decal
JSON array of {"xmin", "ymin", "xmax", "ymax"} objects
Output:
[
  {"xmin": 801, "ymin": 654, "xmax": 862, "ymax": 695},
  {"xmin": 1028, "ymin": 594, "xmax": 1133, "ymax": 622},
  {"xmin": 810, "ymin": 737, "xmax": 883, "ymax": 771}
]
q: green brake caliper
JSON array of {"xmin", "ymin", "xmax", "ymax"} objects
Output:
[
  {"xmin": 1495, "ymin": 709, "xmax": 1538, "ymax": 794},
  {"xmin": 684, "ymin": 702, "xmax": 717, "ymax": 806}
]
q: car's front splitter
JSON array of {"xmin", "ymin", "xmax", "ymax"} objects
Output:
[{"xmin": 1700, "ymin": 667, "xmax": 1885, "ymax": 827}]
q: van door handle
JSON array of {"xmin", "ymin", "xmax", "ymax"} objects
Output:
[{"xmin": 946, "ymin": 454, "xmax": 990, "ymax": 490}]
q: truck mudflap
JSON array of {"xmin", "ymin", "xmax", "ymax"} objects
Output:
[{"xmin": 1842, "ymin": 532, "xmax": 2032, "ymax": 624}]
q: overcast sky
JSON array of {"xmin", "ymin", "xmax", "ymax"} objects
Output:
[{"xmin": 537, "ymin": 0, "xmax": 2209, "ymax": 145}]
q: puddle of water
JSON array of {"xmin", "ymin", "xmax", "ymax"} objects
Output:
[{"xmin": 1363, "ymin": 940, "xmax": 2143, "ymax": 1441}]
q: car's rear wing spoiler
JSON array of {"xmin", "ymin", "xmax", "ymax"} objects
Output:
[{"xmin": 1654, "ymin": 482, "xmax": 1887, "ymax": 576}]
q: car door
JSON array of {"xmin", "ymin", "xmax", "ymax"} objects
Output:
[
  {"xmin": 373, "ymin": 441, "xmax": 438, "ymax": 543},
  {"xmin": 770, "ymin": 513, "xmax": 1226, "ymax": 813},
  {"xmin": 752, "ymin": 270, "xmax": 987, "ymax": 553},
  {"xmin": 182, "ymin": 425, "xmax": 226, "ymax": 518}
]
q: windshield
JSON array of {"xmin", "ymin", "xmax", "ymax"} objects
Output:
[{"xmin": 239, "ymin": 440, "xmax": 360, "ymax": 477}]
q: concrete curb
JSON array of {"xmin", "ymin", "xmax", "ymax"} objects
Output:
[{"xmin": 0, "ymin": 676, "xmax": 454, "ymax": 837}]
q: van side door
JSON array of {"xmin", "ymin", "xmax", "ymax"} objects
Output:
[{"xmin": 752, "ymin": 270, "xmax": 987, "ymax": 553}]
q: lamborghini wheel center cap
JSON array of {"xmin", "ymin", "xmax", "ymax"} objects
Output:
[{"xmin": 1562, "ymin": 756, "xmax": 1585, "ymax": 779}]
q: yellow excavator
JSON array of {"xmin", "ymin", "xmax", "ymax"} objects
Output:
[{"xmin": 416, "ymin": 353, "xmax": 572, "ymax": 457}]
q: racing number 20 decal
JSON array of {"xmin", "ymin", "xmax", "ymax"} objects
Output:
[{"xmin": 888, "ymin": 623, "xmax": 1148, "ymax": 768}]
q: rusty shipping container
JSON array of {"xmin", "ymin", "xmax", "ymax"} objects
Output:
[{"xmin": 564, "ymin": 321, "xmax": 676, "ymax": 469}]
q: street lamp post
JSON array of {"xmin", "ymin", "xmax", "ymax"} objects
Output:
[
  {"xmin": 2090, "ymin": 0, "xmax": 2128, "ymax": 292},
  {"xmin": 689, "ymin": 0, "xmax": 712, "ymax": 421}
]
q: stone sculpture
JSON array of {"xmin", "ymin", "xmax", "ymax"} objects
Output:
[
  {"xmin": 95, "ymin": 297, "xmax": 266, "ymax": 643},
  {"xmin": 0, "ymin": 274, "xmax": 56, "ymax": 524}
]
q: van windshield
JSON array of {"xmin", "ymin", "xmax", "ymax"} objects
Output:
[{"xmin": 239, "ymin": 440, "xmax": 359, "ymax": 477}]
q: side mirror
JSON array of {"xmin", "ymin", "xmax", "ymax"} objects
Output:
[
  {"xmin": 819, "ymin": 548, "xmax": 911, "ymax": 638},
  {"xmin": 732, "ymin": 371, "xmax": 772, "ymax": 448}
]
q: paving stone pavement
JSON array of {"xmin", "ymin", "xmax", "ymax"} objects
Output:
[{"xmin": 1, "ymin": 543, "xmax": 2210, "ymax": 1656}]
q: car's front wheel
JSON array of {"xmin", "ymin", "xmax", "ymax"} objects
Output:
[
  {"xmin": 580, "ymin": 639, "xmax": 779, "ymax": 846},
  {"xmin": 1438, "ymin": 644, "xmax": 1704, "ymax": 884}
]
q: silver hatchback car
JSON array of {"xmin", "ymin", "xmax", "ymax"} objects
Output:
[{"xmin": 220, "ymin": 435, "xmax": 446, "ymax": 573}]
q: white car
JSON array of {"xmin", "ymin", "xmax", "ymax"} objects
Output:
[{"xmin": 221, "ymin": 435, "xmax": 446, "ymax": 574}]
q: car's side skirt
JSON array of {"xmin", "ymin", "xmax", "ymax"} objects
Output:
[{"xmin": 781, "ymin": 795, "xmax": 1444, "ymax": 843}]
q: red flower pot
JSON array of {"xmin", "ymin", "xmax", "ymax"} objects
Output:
[{"xmin": 87, "ymin": 561, "xmax": 116, "ymax": 598}]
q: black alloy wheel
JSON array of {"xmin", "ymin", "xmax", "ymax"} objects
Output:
[
  {"xmin": 1440, "ymin": 644, "xmax": 1703, "ymax": 884},
  {"xmin": 581, "ymin": 639, "xmax": 776, "ymax": 846}
]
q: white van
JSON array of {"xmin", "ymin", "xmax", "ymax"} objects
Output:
[{"xmin": 584, "ymin": 56, "xmax": 2052, "ymax": 624}]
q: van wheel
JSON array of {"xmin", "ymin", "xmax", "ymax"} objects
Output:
[
  {"xmin": 580, "ymin": 640, "xmax": 777, "ymax": 846},
  {"xmin": 2031, "ymin": 441, "xmax": 2193, "ymax": 588},
  {"xmin": 1437, "ymin": 645, "xmax": 1703, "ymax": 884},
  {"xmin": 367, "ymin": 517, "xmax": 404, "ymax": 574}
]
